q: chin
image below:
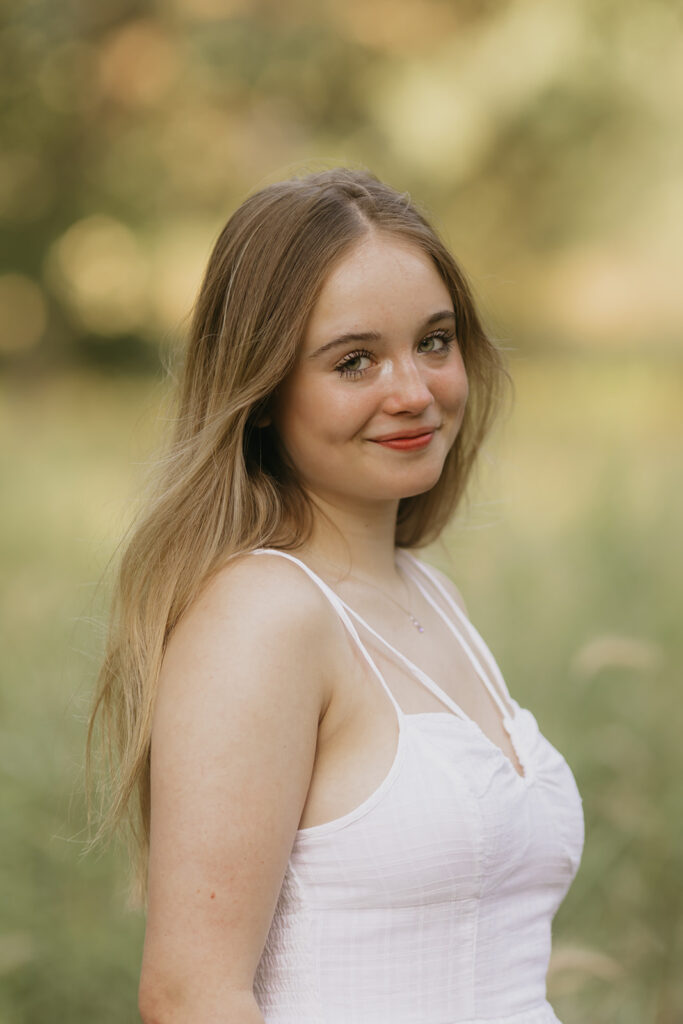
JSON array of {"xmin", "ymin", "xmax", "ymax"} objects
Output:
[
  {"xmin": 397, "ymin": 478, "xmax": 441, "ymax": 499},
  {"xmin": 380, "ymin": 465, "xmax": 446, "ymax": 501}
]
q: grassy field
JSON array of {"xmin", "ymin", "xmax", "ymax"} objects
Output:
[{"xmin": 1, "ymin": 354, "xmax": 681, "ymax": 1023}]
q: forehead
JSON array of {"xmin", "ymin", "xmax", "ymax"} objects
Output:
[{"xmin": 304, "ymin": 232, "xmax": 452, "ymax": 343}]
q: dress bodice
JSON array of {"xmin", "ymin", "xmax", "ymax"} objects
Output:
[{"xmin": 247, "ymin": 549, "xmax": 584, "ymax": 1024}]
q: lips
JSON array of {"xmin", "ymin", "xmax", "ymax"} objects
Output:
[
  {"xmin": 371, "ymin": 426, "xmax": 440, "ymax": 442},
  {"xmin": 370, "ymin": 427, "xmax": 438, "ymax": 451}
]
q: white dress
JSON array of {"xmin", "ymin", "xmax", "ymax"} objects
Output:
[{"xmin": 248, "ymin": 549, "xmax": 585, "ymax": 1024}]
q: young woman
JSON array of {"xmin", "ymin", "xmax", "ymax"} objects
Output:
[{"xmin": 88, "ymin": 168, "xmax": 584, "ymax": 1024}]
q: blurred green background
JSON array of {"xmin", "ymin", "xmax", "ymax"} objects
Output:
[{"xmin": 1, "ymin": 1, "xmax": 681, "ymax": 1021}]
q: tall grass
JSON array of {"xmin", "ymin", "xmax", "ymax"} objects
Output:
[{"xmin": 0, "ymin": 353, "xmax": 680, "ymax": 1023}]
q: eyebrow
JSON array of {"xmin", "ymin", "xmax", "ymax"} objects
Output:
[{"xmin": 308, "ymin": 309, "xmax": 456, "ymax": 359}]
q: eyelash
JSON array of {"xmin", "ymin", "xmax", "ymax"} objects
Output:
[{"xmin": 334, "ymin": 330, "xmax": 456, "ymax": 379}]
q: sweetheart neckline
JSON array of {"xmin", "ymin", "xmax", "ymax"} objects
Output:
[
  {"xmin": 296, "ymin": 708, "xmax": 535, "ymax": 840},
  {"xmin": 402, "ymin": 709, "xmax": 529, "ymax": 783}
]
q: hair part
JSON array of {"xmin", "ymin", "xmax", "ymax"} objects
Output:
[{"xmin": 86, "ymin": 167, "xmax": 510, "ymax": 902}]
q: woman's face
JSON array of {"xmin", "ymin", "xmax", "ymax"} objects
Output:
[{"xmin": 270, "ymin": 231, "xmax": 469, "ymax": 510}]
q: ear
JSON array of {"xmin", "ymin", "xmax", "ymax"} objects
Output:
[{"xmin": 255, "ymin": 414, "xmax": 272, "ymax": 428}]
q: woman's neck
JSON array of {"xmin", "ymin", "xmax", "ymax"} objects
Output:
[{"xmin": 297, "ymin": 491, "xmax": 403, "ymax": 588}]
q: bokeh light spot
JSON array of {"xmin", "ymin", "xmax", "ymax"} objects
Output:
[
  {"xmin": 98, "ymin": 20, "xmax": 178, "ymax": 108},
  {"xmin": 46, "ymin": 215, "xmax": 150, "ymax": 335}
]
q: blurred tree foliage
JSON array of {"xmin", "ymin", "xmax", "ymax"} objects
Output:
[{"xmin": 0, "ymin": 0, "xmax": 681, "ymax": 368}]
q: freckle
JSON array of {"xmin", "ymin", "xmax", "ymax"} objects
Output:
[{"xmin": 210, "ymin": 891, "xmax": 216, "ymax": 899}]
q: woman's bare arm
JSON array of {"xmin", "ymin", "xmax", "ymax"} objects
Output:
[{"xmin": 138, "ymin": 555, "xmax": 335, "ymax": 1023}]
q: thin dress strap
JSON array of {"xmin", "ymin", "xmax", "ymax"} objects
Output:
[
  {"xmin": 329, "ymin": 600, "xmax": 468, "ymax": 722},
  {"xmin": 249, "ymin": 551, "xmax": 470, "ymax": 723},
  {"xmin": 397, "ymin": 551, "xmax": 515, "ymax": 721},
  {"xmin": 247, "ymin": 549, "xmax": 405, "ymax": 720}
]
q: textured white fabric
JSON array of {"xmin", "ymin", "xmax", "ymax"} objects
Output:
[{"xmin": 249, "ymin": 549, "xmax": 584, "ymax": 1023}]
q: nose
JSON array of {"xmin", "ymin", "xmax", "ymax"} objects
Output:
[{"xmin": 382, "ymin": 355, "xmax": 435, "ymax": 416}]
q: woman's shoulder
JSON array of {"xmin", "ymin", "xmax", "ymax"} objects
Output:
[
  {"xmin": 186, "ymin": 548, "xmax": 344, "ymax": 645},
  {"xmin": 159, "ymin": 549, "xmax": 343, "ymax": 722}
]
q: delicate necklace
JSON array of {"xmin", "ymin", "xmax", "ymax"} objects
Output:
[
  {"xmin": 382, "ymin": 585, "xmax": 426, "ymax": 633},
  {"xmin": 317, "ymin": 557, "xmax": 426, "ymax": 634}
]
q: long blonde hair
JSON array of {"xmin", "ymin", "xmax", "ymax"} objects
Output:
[{"xmin": 87, "ymin": 168, "xmax": 509, "ymax": 902}]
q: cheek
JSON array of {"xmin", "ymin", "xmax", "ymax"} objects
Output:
[
  {"xmin": 434, "ymin": 355, "xmax": 469, "ymax": 413},
  {"xmin": 458, "ymin": 364, "xmax": 470, "ymax": 408},
  {"xmin": 274, "ymin": 375, "xmax": 372, "ymax": 453}
]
